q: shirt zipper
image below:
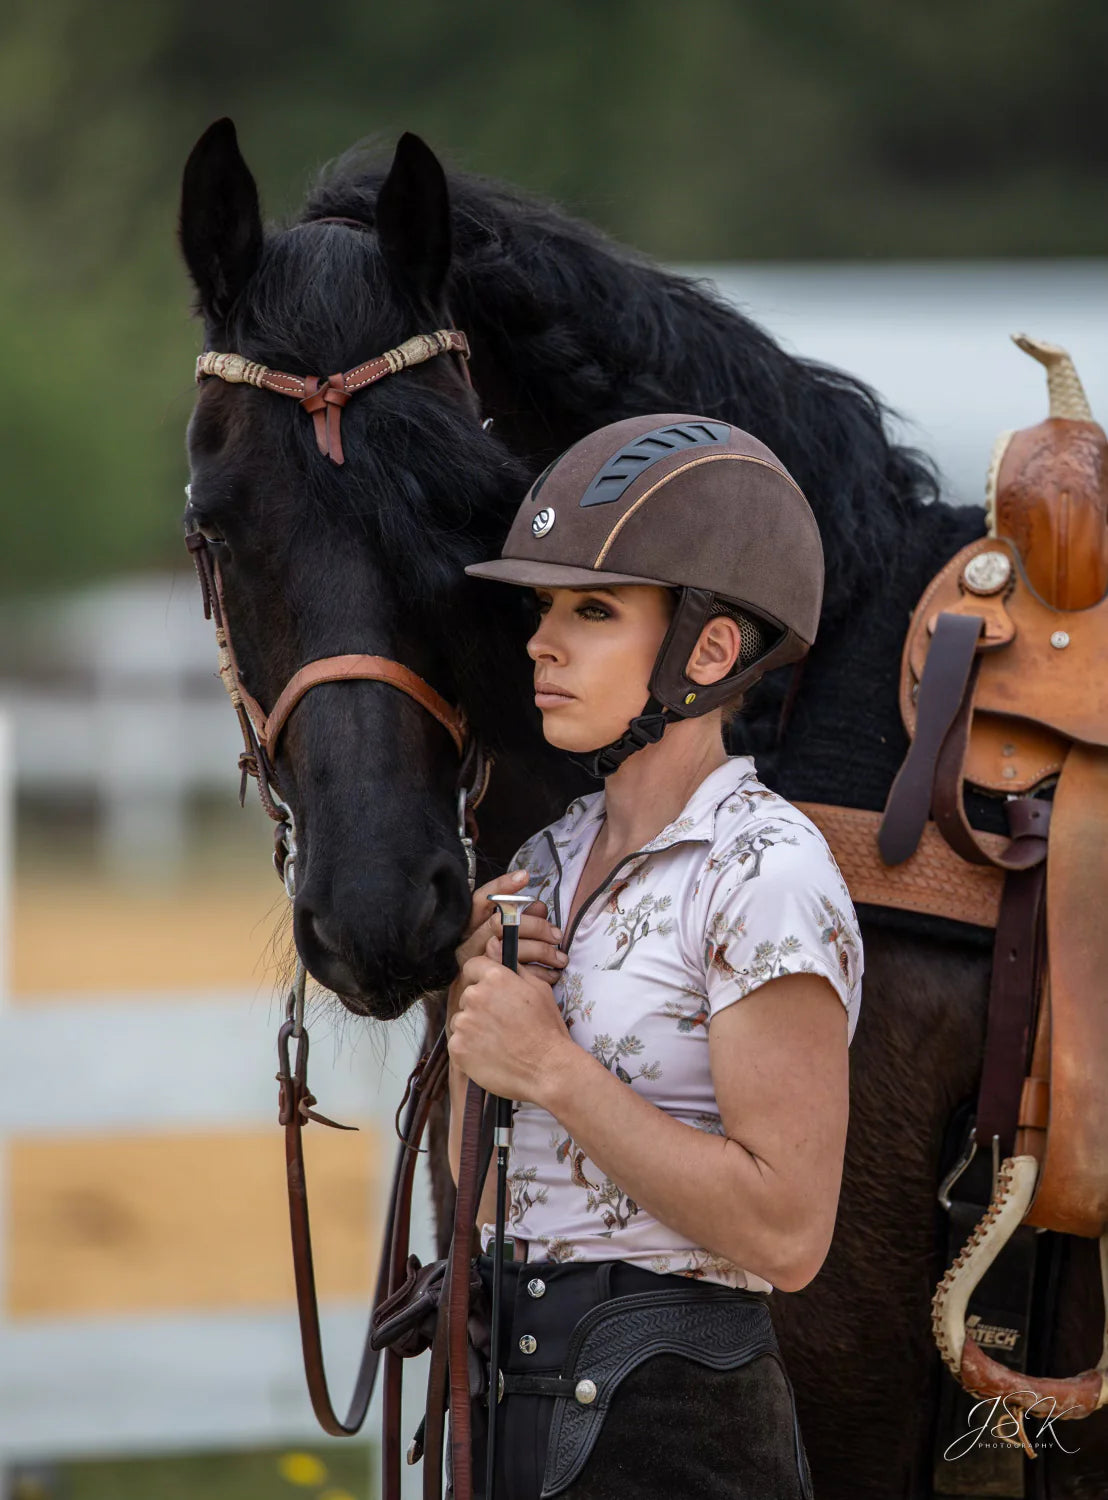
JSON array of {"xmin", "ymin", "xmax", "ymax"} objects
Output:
[
  {"xmin": 542, "ymin": 827, "xmax": 701, "ymax": 956},
  {"xmin": 538, "ymin": 771, "xmax": 752, "ymax": 955}
]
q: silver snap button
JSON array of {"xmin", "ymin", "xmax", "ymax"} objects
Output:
[
  {"xmin": 963, "ymin": 550, "xmax": 1011, "ymax": 595},
  {"xmin": 519, "ymin": 1334, "xmax": 538, "ymax": 1355},
  {"xmin": 1050, "ymin": 630, "xmax": 1070, "ymax": 649},
  {"xmin": 527, "ymin": 1278, "xmax": 546, "ymax": 1299},
  {"xmin": 531, "ymin": 507, "xmax": 555, "ymax": 537},
  {"xmin": 575, "ymin": 1378, "xmax": 598, "ymax": 1405}
]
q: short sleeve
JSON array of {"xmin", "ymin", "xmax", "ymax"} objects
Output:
[{"xmin": 701, "ymin": 823, "xmax": 863, "ymax": 1045}]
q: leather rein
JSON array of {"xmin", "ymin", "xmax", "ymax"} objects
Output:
[{"xmin": 185, "ymin": 312, "xmax": 494, "ymax": 1480}]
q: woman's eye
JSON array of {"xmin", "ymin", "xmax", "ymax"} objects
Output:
[{"xmin": 577, "ymin": 602, "xmax": 610, "ymax": 620}]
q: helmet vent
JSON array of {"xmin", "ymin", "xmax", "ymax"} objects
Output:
[{"xmin": 579, "ymin": 420, "xmax": 731, "ymax": 508}]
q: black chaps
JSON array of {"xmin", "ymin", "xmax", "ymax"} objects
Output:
[{"xmin": 452, "ymin": 1255, "xmax": 815, "ymax": 1500}]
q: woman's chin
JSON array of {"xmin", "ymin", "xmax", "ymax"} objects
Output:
[{"xmin": 540, "ymin": 714, "xmax": 630, "ymax": 755}]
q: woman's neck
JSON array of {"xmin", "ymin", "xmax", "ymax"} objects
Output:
[{"xmin": 595, "ymin": 719, "xmax": 731, "ymax": 854}]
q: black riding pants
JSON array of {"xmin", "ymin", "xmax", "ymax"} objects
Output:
[{"xmin": 457, "ymin": 1255, "xmax": 814, "ymax": 1500}]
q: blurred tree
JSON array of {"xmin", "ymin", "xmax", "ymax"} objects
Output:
[{"xmin": 2, "ymin": 0, "xmax": 1107, "ymax": 587}]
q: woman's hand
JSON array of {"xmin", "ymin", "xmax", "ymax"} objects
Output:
[
  {"xmin": 447, "ymin": 951, "xmax": 575, "ymax": 1103},
  {"xmin": 447, "ymin": 869, "xmax": 567, "ymax": 1034}
]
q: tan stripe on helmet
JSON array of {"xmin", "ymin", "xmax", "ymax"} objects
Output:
[{"xmin": 592, "ymin": 453, "xmax": 805, "ymax": 569}]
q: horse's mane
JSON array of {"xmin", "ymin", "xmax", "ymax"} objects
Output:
[{"xmin": 303, "ymin": 148, "xmax": 941, "ymax": 633}]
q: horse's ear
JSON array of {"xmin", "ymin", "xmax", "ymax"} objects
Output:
[
  {"xmin": 375, "ymin": 133, "xmax": 451, "ymax": 310},
  {"xmin": 179, "ymin": 118, "xmax": 263, "ymax": 324}
]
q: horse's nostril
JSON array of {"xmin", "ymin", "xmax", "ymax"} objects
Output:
[
  {"xmin": 406, "ymin": 850, "xmax": 471, "ymax": 961},
  {"xmin": 307, "ymin": 910, "xmax": 343, "ymax": 960},
  {"xmin": 294, "ymin": 901, "xmax": 359, "ymax": 995}
]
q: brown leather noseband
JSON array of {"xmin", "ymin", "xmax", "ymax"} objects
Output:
[{"xmin": 185, "ymin": 528, "xmax": 490, "ymax": 870}]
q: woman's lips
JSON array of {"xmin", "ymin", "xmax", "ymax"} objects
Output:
[{"xmin": 535, "ymin": 683, "xmax": 576, "ymax": 706}]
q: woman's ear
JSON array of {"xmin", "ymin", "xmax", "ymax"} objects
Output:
[{"xmin": 685, "ymin": 616, "xmax": 742, "ymax": 686}]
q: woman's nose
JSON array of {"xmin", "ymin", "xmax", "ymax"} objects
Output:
[{"xmin": 526, "ymin": 626, "xmax": 557, "ymax": 662}]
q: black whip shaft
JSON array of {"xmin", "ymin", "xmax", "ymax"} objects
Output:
[{"xmin": 486, "ymin": 913, "xmax": 520, "ymax": 1498}]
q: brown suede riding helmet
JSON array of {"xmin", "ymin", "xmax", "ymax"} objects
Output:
[{"xmin": 465, "ymin": 414, "xmax": 824, "ymax": 777}]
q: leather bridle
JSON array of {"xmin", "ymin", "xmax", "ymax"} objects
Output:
[
  {"xmin": 187, "ymin": 317, "xmax": 493, "ymax": 891},
  {"xmin": 187, "ymin": 306, "xmax": 500, "ymax": 1499},
  {"xmin": 195, "ymin": 328, "xmax": 471, "ymax": 466}
]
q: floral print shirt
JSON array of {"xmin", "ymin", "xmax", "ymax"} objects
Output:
[{"xmin": 479, "ymin": 754, "xmax": 863, "ymax": 1292}]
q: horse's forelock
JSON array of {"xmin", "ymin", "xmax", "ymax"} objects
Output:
[{"xmin": 225, "ymin": 222, "xmax": 409, "ymax": 379}]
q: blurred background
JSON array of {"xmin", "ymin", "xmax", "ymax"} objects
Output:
[{"xmin": 2, "ymin": 1, "xmax": 1107, "ymax": 1495}]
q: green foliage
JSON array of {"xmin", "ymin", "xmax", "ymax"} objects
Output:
[
  {"xmin": 2, "ymin": 0, "xmax": 1106, "ymax": 587},
  {"xmin": 61, "ymin": 1443, "xmax": 373, "ymax": 1499}
]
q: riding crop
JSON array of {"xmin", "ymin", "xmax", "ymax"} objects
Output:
[{"xmin": 482, "ymin": 892, "xmax": 533, "ymax": 1499}]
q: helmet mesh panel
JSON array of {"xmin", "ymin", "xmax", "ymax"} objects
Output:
[{"xmin": 707, "ymin": 598, "xmax": 771, "ymax": 669}]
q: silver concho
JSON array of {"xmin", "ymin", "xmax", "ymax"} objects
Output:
[
  {"xmin": 575, "ymin": 1379, "xmax": 598, "ymax": 1405},
  {"xmin": 532, "ymin": 507, "xmax": 555, "ymax": 537},
  {"xmin": 963, "ymin": 550, "xmax": 1011, "ymax": 595}
]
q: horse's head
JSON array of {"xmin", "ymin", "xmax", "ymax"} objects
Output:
[{"xmin": 179, "ymin": 119, "xmax": 535, "ymax": 1019}]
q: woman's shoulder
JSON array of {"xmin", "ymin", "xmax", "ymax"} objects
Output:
[
  {"xmin": 707, "ymin": 771, "xmax": 854, "ymax": 904},
  {"xmin": 697, "ymin": 769, "xmax": 863, "ymax": 1039}
]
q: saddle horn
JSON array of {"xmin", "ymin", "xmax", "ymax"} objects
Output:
[{"xmin": 985, "ymin": 333, "xmax": 1108, "ymax": 609}]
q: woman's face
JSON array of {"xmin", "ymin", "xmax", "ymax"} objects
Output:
[{"xmin": 524, "ymin": 584, "xmax": 676, "ymax": 751}]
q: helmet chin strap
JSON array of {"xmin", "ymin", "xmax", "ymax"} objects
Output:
[{"xmin": 563, "ymin": 692, "xmax": 679, "ymax": 780}]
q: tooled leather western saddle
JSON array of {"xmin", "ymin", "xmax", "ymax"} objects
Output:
[{"xmin": 796, "ymin": 334, "xmax": 1108, "ymax": 1469}]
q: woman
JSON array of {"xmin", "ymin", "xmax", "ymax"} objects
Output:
[{"xmin": 447, "ymin": 415, "xmax": 863, "ymax": 1499}]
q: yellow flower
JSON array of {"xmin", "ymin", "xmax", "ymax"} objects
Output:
[{"xmin": 278, "ymin": 1451, "xmax": 328, "ymax": 1487}]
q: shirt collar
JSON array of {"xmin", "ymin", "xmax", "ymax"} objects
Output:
[{"xmin": 554, "ymin": 754, "xmax": 758, "ymax": 856}]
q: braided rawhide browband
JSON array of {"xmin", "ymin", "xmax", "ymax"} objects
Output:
[{"xmin": 195, "ymin": 328, "xmax": 471, "ymax": 465}]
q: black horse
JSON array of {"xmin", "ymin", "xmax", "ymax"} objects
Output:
[{"xmin": 179, "ymin": 121, "xmax": 1107, "ymax": 1498}]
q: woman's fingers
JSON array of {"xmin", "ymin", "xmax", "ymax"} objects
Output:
[
  {"xmin": 485, "ymin": 932, "xmax": 568, "ymax": 977},
  {"xmin": 464, "ymin": 868, "xmax": 532, "ymax": 938}
]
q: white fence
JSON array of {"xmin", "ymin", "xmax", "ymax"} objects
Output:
[{"xmin": 0, "ymin": 713, "xmax": 436, "ymax": 1493}]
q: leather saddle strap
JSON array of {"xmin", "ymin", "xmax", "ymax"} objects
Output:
[
  {"xmin": 878, "ymin": 611, "xmax": 984, "ymax": 865},
  {"xmin": 263, "ymin": 655, "xmax": 467, "ymax": 757},
  {"xmin": 284, "ymin": 1032, "xmax": 448, "ymax": 1438},
  {"xmin": 974, "ymin": 859, "xmax": 1050, "ymax": 1160},
  {"xmin": 931, "ymin": 671, "xmax": 1051, "ymax": 871}
]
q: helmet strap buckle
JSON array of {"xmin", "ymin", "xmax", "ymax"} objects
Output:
[{"xmin": 564, "ymin": 695, "xmax": 674, "ymax": 780}]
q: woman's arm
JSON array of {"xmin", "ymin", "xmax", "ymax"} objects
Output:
[
  {"xmin": 445, "ymin": 871, "xmax": 567, "ymax": 1230},
  {"xmin": 448, "ymin": 959, "xmax": 849, "ymax": 1291}
]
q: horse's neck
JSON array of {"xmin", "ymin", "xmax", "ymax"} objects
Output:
[{"xmin": 748, "ymin": 498, "xmax": 988, "ymax": 811}]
